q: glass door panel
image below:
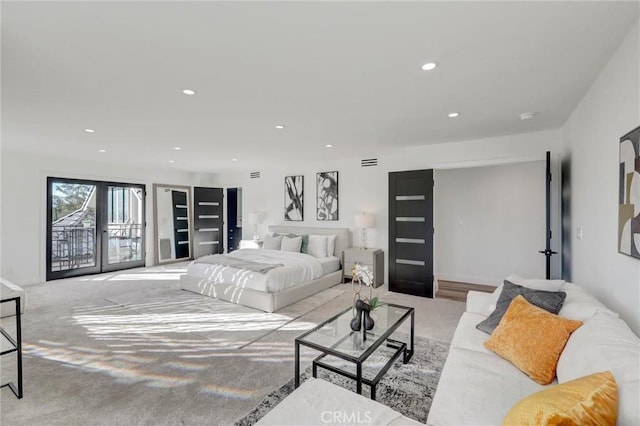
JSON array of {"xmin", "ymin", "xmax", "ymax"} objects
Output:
[
  {"xmin": 47, "ymin": 179, "xmax": 100, "ymax": 279},
  {"xmin": 105, "ymin": 185, "xmax": 144, "ymax": 265}
]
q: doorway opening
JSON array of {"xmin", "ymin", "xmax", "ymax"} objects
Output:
[{"xmin": 226, "ymin": 188, "xmax": 243, "ymax": 252}]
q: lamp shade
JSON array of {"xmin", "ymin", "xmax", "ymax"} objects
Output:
[
  {"xmin": 248, "ymin": 211, "xmax": 265, "ymax": 224},
  {"xmin": 355, "ymin": 213, "xmax": 376, "ymax": 228}
]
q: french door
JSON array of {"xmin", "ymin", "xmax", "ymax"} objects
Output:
[{"xmin": 46, "ymin": 177, "xmax": 145, "ymax": 281}]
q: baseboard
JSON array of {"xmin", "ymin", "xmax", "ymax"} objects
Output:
[{"xmin": 436, "ymin": 273, "xmax": 500, "ymax": 288}]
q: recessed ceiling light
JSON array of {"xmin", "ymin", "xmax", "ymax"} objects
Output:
[
  {"xmin": 174, "ymin": 146, "xmax": 181, "ymax": 150},
  {"xmin": 98, "ymin": 149, "xmax": 106, "ymax": 153},
  {"xmin": 448, "ymin": 112, "xmax": 460, "ymax": 118},
  {"xmin": 275, "ymin": 125, "xmax": 285, "ymax": 129},
  {"xmin": 232, "ymin": 158, "xmax": 238, "ymax": 162},
  {"xmin": 325, "ymin": 144, "xmax": 333, "ymax": 148},
  {"xmin": 421, "ymin": 62, "xmax": 437, "ymax": 71},
  {"xmin": 168, "ymin": 160, "xmax": 175, "ymax": 163},
  {"xmin": 85, "ymin": 128, "xmax": 95, "ymax": 133},
  {"xmin": 182, "ymin": 89, "xmax": 195, "ymax": 95},
  {"xmin": 519, "ymin": 112, "xmax": 536, "ymax": 120}
]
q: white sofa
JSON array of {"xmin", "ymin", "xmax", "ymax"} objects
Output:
[
  {"xmin": 428, "ymin": 278, "xmax": 640, "ymax": 425},
  {"xmin": 257, "ymin": 278, "xmax": 640, "ymax": 425}
]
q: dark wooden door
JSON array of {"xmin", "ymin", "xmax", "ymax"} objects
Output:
[
  {"xmin": 193, "ymin": 187, "xmax": 223, "ymax": 258},
  {"xmin": 388, "ymin": 169, "xmax": 434, "ymax": 297}
]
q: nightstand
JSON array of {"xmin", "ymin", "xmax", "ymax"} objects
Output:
[
  {"xmin": 239, "ymin": 239, "xmax": 263, "ymax": 249},
  {"xmin": 342, "ymin": 247, "xmax": 384, "ymax": 288}
]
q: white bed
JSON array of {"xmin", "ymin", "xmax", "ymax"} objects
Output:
[{"xmin": 180, "ymin": 226, "xmax": 350, "ymax": 312}]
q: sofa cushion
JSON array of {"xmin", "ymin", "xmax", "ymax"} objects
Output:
[
  {"xmin": 558, "ymin": 282, "xmax": 619, "ymax": 321},
  {"xmin": 484, "ymin": 296, "xmax": 583, "ymax": 385},
  {"xmin": 503, "ymin": 371, "xmax": 618, "ymax": 426},
  {"xmin": 450, "ymin": 312, "xmax": 496, "ymax": 356},
  {"xmin": 427, "ymin": 347, "xmax": 552, "ymax": 425},
  {"xmin": 476, "ymin": 280, "xmax": 566, "ymax": 334},
  {"xmin": 556, "ymin": 312, "xmax": 639, "ymax": 425},
  {"xmin": 466, "ymin": 290, "xmax": 498, "ymax": 316},
  {"xmin": 506, "ymin": 273, "xmax": 565, "ymax": 291}
]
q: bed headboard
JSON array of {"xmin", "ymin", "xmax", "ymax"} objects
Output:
[{"xmin": 267, "ymin": 225, "xmax": 350, "ymax": 261}]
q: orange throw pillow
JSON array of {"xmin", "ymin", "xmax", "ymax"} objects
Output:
[
  {"xmin": 484, "ymin": 295, "xmax": 583, "ymax": 385},
  {"xmin": 503, "ymin": 371, "xmax": 618, "ymax": 426}
]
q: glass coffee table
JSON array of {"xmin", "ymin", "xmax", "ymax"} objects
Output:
[{"xmin": 295, "ymin": 303, "xmax": 414, "ymax": 400}]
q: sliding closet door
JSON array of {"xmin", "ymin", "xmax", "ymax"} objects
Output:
[
  {"xmin": 388, "ymin": 170, "xmax": 434, "ymax": 297},
  {"xmin": 193, "ymin": 187, "xmax": 224, "ymax": 258}
]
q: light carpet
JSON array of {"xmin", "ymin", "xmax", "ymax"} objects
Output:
[
  {"xmin": 1, "ymin": 266, "xmax": 464, "ymax": 425},
  {"xmin": 104, "ymin": 286, "xmax": 348, "ymax": 348},
  {"xmin": 235, "ymin": 336, "xmax": 450, "ymax": 425}
]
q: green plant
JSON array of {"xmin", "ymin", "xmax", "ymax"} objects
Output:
[{"xmin": 366, "ymin": 296, "xmax": 385, "ymax": 311}]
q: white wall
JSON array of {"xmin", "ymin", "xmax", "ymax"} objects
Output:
[
  {"xmin": 435, "ymin": 161, "xmax": 546, "ymax": 286},
  {"xmin": 0, "ymin": 149, "xmax": 207, "ymax": 285},
  {"xmin": 562, "ymin": 21, "xmax": 640, "ymax": 334},
  {"xmin": 210, "ymin": 128, "xmax": 563, "ymax": 291}
]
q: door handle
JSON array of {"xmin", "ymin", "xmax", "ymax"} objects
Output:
[{"xmin": 538, "ymin": 250, "xmax": 558, "ymax": 255}]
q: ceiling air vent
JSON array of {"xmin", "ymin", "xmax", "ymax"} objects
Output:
[
  {"xmin": 361, "ymin": 158, "xmax": 378, "ymax": 167},
  {"xmin": 250, "ymin": 171, "xmax": 261, "ymax": 179}
]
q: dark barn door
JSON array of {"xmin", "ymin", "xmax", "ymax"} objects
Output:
[
  {"xmin": 388, "ymin": 170, "xmax": 434, "ymax": 297},
  {"xmin": 193, "ymin": 187, "xmax": 223, "ymax": 258}
]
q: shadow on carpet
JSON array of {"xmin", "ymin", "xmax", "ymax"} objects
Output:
[{"xmin": 235, "ymin": 336, "xmax": 450, "ymax": 425}]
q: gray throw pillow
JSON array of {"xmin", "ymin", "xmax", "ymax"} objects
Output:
[
  {"xmin": 476, "ymin": 280, "xmax": 566, "ymax": 334},
  {"xmin": 276, "ymin": 233, "xmax": 309, "ymax": 253}
]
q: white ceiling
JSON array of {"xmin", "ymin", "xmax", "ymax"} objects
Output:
[{"xmin": 2, "ymin": 1, "xmax": 638, "ymax": 173}]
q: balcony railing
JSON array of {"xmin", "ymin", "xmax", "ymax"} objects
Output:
[
  {"xmin": 51, "ymin": 223, "xmax": 142, "ymax": 271},
  {"xmin": 51, "ymin": 226, "xmax": 96, "ymax": 271}
]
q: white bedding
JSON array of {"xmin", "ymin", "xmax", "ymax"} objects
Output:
[
  {"xmin": 317, "ymin": 256, "xmax": 340, "ymax": 275},
  {"xmin": 186, "ymin": 249, "xmax": 326, "ymax": 293}
]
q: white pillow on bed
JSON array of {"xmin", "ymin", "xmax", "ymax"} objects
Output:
[
  {"xmin": 263, "ymin": 235, "xmax": 283, "ymax": 250},
  {"xmin": 281, "ymin": 235, "xmax": 302, "ymax": 252},
  {"xmin": 307, "ymin": 235, "xmax": 328, "ymax": 258},
  {"xmin": 327, "ymin": 235, "xmax": 337, "ymax": 257}
]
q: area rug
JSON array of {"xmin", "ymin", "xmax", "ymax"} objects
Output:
[{"xmin": 234, "ymin": 336, "xmax": 450, "ymax": 425}]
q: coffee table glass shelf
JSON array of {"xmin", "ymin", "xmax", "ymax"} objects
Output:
[{"xmin": 295, "ymin": 303, "xmax": 414, "ymax": 400}]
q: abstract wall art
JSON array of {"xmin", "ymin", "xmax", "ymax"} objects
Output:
[
  {"xmin": 284, "ymin": 175, "xmax": 304, "ymax": 221},
  {"xmin": 316, "ymin": 171, "xmax": 338, "ymax": 221},
  {"xmin": 619, "ymin": 126, "xmax": 640, "ymax": 259}
]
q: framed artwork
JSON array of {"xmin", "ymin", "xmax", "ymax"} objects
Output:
[
  {"xmin": 619, "ymin": 126, "xmax": 640, "ymax": 259},
  {"xmin": 316, "ymin": 171, "xmax": 339, "ymax": 221},
  {"xmin": 284, "ymin": 175, "xmax": 304, "ymax": 221}
]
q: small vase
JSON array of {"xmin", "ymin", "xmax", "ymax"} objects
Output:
[
  {"xmin": 363, "ymin": 309, "xmax": 375, "ymax": 330},
  {"xmin": 350, "ymin": 299, "xmax": 370, "ymax": 331}
]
